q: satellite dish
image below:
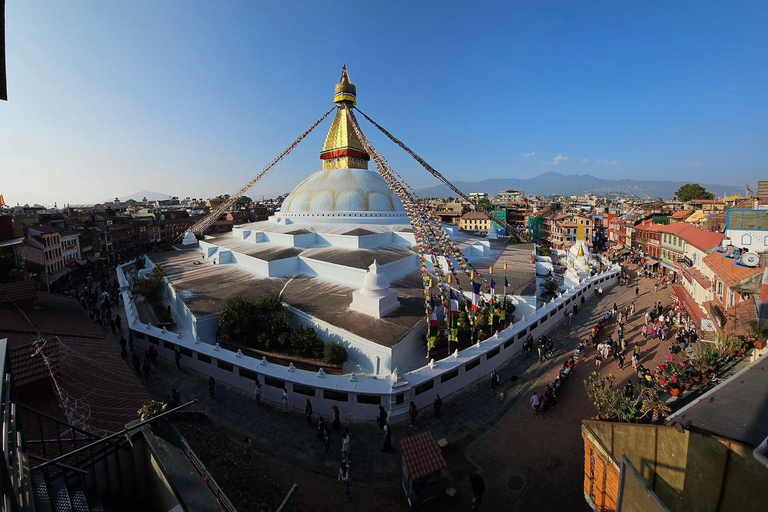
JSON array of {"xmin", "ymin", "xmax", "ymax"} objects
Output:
[{"xmin": 740, "ymin": 252, "xmax": 760, "ymax": 268}]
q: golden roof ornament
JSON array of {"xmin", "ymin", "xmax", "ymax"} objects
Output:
[{"xmin": 334, "ymin": 64, "xmax": 357, "ymax": 105}]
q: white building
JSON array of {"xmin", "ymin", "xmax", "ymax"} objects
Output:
[
  {"xmin": 60, "ymin": 231, "xmax": 81, "ymax": 264},
  {"xmin": 497, "ymin": 190, "xmax": 525, "ymax": 203},
  {"xmin": 725, "ymin": 209, "xmax": 768, "ymax": 254}
]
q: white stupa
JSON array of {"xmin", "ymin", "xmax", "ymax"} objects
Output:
[
  {"xmin": 564, "ymin": 224, "xmax": 591, "ymax": 288},
  {"xmin": 350, "ymin": 260, "xmax": 400, "ymax": 318}
]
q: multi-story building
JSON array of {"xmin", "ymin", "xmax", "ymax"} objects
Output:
[
  {"xmin": 659, "ymin": 223, "xmax": 723, "ymax": 281},
  {"xmin": 59, "ymin": 230, "xmax": 81, "ymax": 264},
  {"xmin": 459, "ymin": 212, "xmax": 492, "ymax": 233},
  {"xmin": 27, "ymin": 225, "xmax": 63, "ymax": 274},
  {"xmin": 496, "ymin": 189, "xmax": 525, "ymax": 204},
  {"xmin": 701, "ymin": 251, "xmax": 765, "ymax": 335},
  {"xmin": 632, "ymin": 223, "xmax": 664, "ymax": 260},
  {"xmin": 546, "ymin": 214, "xmax": 593, "ymax": 250}
]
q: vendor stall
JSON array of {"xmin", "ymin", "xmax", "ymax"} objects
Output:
[{"xmin": 400, "ymin": 431, "xmax": 448, "ymax": 505}]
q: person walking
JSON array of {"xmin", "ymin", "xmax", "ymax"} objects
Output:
[
  {"xmin": 243, "ymin": 436, "xmax": 252, "ymax": 460},
  {"xmin": 119, "ymin": 337, "xmax": 127, "ymax": 353},
  {"xmin": 598, "ymin": 287, "xmax": 603, "ymax": 298},
  {"xmin": 341, "ymin": 429, "xmax": 351, "ymax": 461},
  {"xmin": 433, "ymin": 394, "xmax": 442, "ymax": 419},
  {"xmin": 635, "ymin": 286, "xmax": 639, "ymax": 298},
  {"xmin": 132, "ymin": 353, "xmax": 141, "ymax": 374},
  {"xmin": 339, "ymin": 462, "xmax": 351, "ymax": 501},
  {"xmin": 305, "ymin": 399, "xmax": 313, "ymax": 426},
  {"xmin": 282, "ymin": 388, "xmax": 288, "ymax": 413},
  {"xmin": 128, "ymin": 330, "xmax": 134, "ymax": 352},
  {"xmin": 530, "ymin": 392, "xmax": 542, "ymax": 416},
  {"xmin": 409, "ymin": 401, "xmax": 418, "ymax": 427},
  {"xmin": 254, "ymin": 379, "xmax": 262, "ymax": 406},
  {"xmin": 381, "ymin": 424, "xmax": 394, "ymax": 453},
  {"xmin": 624, "ymin": 381, "xmax": 635, "ymax": 399},
  {"xmin": 142, "ymin": 358, "xmax": 152, "ymax": 381},
  {"xmin": 377, "ymin": 405, "xmax": 388, "ymax": 429},
  {"xmin": 537, "ymin": 337, "xmax": 546, "ymax": 362},
  {"xmin": 332, "ymin": 405, "xmax": 341, "ymax": 430},
  {"xmin": 174, "ymin": 347, "xmax": 182, "ymax": 370},
  {"xmin": 470, "ymin": 472, "xmax": 485, "ymax": 512},
  {"xmin": 490, "ymin": 370, "xmax": 500, "ymax": 391},
  {"xmin": 595, "ymin": 350, "xmax": 603, "ymax": 371},
  {"xmin": 115, "ymin": 314, "xmax": 122, "ymax": 332},
  {"xmin": 617, "ymin": 350, "xmax": 625, "ymax": 370},
  {"xmin": 208, "ymin": 376, "xmax": 215, "ymax": 398},
  {"xmin": 524, "ymin": 334, "xmax": 533, "ymax": 358},
  {"xmin": 654, "ymin": 282, "xmax": 659, "ymax": 293}
]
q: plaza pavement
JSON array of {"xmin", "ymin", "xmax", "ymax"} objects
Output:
[{"xmin": 102, "ymin": 262, "xmax": 677, "ymax": 511}]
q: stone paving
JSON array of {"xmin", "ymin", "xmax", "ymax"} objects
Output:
[{"xmin": 102, "ymin": 269, "xmax": 633, "ymax": 485}]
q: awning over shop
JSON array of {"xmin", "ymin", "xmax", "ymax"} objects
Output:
[
  {"xmin": 671, "ymin": 284, "xmax": 707, "ymax": 327},
  {"xmin": 49, "ymin": 267, "xmax": 73, "ymax": 282},
  {"xmin": 645, "ymin": 258, "xmax": 659, "ymax": 267}
]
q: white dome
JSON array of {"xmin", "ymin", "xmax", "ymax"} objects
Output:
[{"xmin": 276, "ymin": 168, "xmax": 408, "ymax": 224}]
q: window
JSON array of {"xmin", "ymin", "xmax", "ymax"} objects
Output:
[
  {"xmin": 357, "ymin": 394, "xmax": 381, "ymax": 405},
  {"xmin": 216, "ymin": 360, "xmax": 233, "ymax": 372},
  {"xmin": 264, "ymin": 376, "xmax": 284, "ymax": 388},
  {"xmin": 741, "ymin": 233, "xmax": 752, "ymax": 246},
  {"xmin": 716, "ymin": 281, "xmax": 723, "ymax": 297},
  {"xmin": 293, "ymin": 384, "xmax": 316, "ymax": 396},
  {"xmin": 486, "ymin": 347, "xmax": 500, "ymax": 359},
  {"xmin": 517, "ymin": 330, "xmax": 528, "ymax": 340},
  {"xmin": 465, "ymin": 358, "xmax": 481, "ymax": 372},
  {"xmin": 441, "ymin": 368, "xmax": 460, "ymax": 383},
  {"xmin": 395, "ymin": 393, "xmax": 404, "ymax": 405},
  {"xmin": 239, "ymin": 368, "xmax": 259, "ymax": 381},
  {"xmin": 415, "ymin": 380, "xmax": 435, "ymax": 395},
  {"xmin": 504, "ymin": 338, "xmax": 514, "ymax": 349},
  {"xmin": 197, "ymin": 354, "xmax": 212, "ymax": 364},
  {"xmin": 323, "ymin": 390, "xmax": 348, "ymax": 402}
]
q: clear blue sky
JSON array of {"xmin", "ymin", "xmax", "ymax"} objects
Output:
[{"xmin": 2, "ymin": 1, "xmax": 766, "ymax": 205}]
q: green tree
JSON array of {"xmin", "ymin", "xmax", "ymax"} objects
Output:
[
  {"xmin": 675, "ymin": 183, "xmax": 714, "ymax": 202},
  {"xmin": 134, "ymin": 265, "xmax": 166, "ymax": 308},
  {"xmin": 324, "ymin": 343, "xmax": 348, "ymax": 365},
  {"xmin": 539, "ymin": 244, "xmax": 551, "ymax": 257},
  {"xmin": 218, "ymin": 292, "xmax": 292, "ymax": 347},
  {"xmin": 217, "ymin": 296, "xmax": 260, "ymax": 341},
  {"xmin": 476, "ymin": 198, "xmax": 492, "ymax": 211}
]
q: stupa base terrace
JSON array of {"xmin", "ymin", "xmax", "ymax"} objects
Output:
[{"xmin": 139, "ymin": 220, "xmax": 537, "ymax": 376}]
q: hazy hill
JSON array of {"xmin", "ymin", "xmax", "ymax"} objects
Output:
[
  {"xmin": 117, "ymin": 191, "xmax": 172, "ymax": 202},
  {"xmin": 414, "ymin": 172, "xmax": 738, "ymax": 200}
]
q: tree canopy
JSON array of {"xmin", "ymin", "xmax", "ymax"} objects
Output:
[
  {"xmin": 675, "ymin": 183, "xmax": 714, "ymax": 202},
  {"xmin": 476, "ymin": 197, "xmax": 492, "ymax": 211}
]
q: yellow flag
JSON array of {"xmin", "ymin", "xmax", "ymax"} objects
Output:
[{"xmin": 0, "ymin": 195, "xmax": 5, "ymax": 207}]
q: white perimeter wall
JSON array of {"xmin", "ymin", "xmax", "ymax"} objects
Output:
[{"xmin": 119, "ymin": 259, "xmax": 620, "ymax": 423}]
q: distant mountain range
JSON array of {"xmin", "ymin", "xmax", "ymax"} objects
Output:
[
  {"xmin": 117, "ymin": 191, "xmax": 172, "ymax": 202},
  {"xmin": 414, "ymin": 172, "xmax": 740, "ymax": 200}
]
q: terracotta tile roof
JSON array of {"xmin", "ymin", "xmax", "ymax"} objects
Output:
[
  {"xmin": 657, "ymin": 224, "xmax": 723, "ymax": 252},
  {"xmin": 703, "ymin": 253, "xmax": 764, "ymax": 289},
  {"xmin": 0, "ymin": 280, "xmax": 37, "ymax": 305},
  {"xmin": 399, "ymin": 431, "xmax": 448, "ymax": 481},
  {"xmin": 672, "ymin": 211, "xmax": 691, "ymax": 219},
  {"xmin": 1, "ymin": 293, "xmax": 150, "ymax": 434},
  {"xmin": 703, "ymin": 299, "xmax": 756, "ymax": 338},
  {"xmin": 461, "ymin": 212, "xmax": 491, "ymax": 221},
  {"xmin": 679, "ymin": 227, "xmax": 723, "ymax": 252},
  {"xmin": 681, "ymin": 267, "xmax": 712, "ymax": 289}
]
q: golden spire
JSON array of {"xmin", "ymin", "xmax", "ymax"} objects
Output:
[
  {"xmin": 320, "ymin": 66, "xmax": 369, "ymax": 170},
  {"xmin": 334, "ymin": 64, "xmax": 357, "ymax": 105}
]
